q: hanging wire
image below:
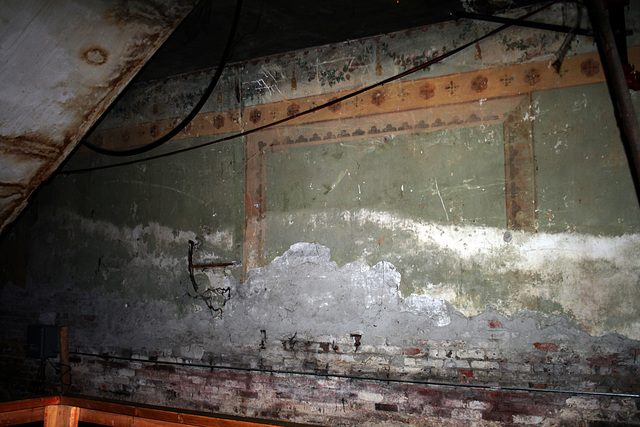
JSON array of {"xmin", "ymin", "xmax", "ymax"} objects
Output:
[
  {"xmin": 60, "ymin": 2, "xmax": 555, "ymax": 175},
  {"xmin": 31, "ymin": 358, "xmax": 48, "ymax": 395},
  {"xmin": 70, "ymin": 350, "xmax": 640, "ymax": 399},
  {"xmin": 81, "ymin": 0, "xmax": 243, "ymax": 157}
]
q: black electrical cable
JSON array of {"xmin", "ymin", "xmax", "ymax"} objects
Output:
[
  {"xmin": 50, "ymin": 359, "xmax": 73, "ymax": 395},
  {"xmin": 31, "ymin": 357, "xmax": 47, "ymax": 395},
  {"xmin": 70, "ymin": 351, "xmax": 640, "ymax": 399},
  {"xmin": 81, "ymin": 0, "xmax": 243, "ymax": 157},
  {"xmin": 60, "ymin": 2, "xmax": 555, "ymax": 174}
]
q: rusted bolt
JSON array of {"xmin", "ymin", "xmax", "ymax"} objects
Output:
[{"xmin": 81, "ymin": 46, "xmax": 109, "ymax": 65}]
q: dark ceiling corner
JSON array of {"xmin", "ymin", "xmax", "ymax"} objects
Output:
[{"xmin": 135, "ymin": 0, "xmax": 548, "ymax": 82}]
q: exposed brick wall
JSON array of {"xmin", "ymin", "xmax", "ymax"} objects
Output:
[
  {"xmin": 3, "ymin": 297, "xmax": 640, "ymax": 424},
  {"xmin": 2, "ymin": 278, "xmax": 640, "ymax": 424},
  {"xmin": 65, "ymin": 355, "xmax": 640, "ymax": 425}
]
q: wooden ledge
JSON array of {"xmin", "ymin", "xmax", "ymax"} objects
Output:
[{"xmin": 0, "ymin": 395, "xmax": 313, "ymax": 427}]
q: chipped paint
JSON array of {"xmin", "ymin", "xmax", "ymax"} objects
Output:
[{"xmin": 270, "ymin": 208, "xmax": 640, "ymax": 338}]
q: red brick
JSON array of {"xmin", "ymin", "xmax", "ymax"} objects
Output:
[
  {"xmin": 483, "ymin": 410, "xmax": 513, "ymax": 422},
  {"xmin": 458, "ymin": 369, "xmax": 474, "ymax": 380},
  {"xmin": 526, "ymin": 353, "xmax": 543, "ymax": 363},
  {"xmin": 237, "ymin": 390, "xmax": 259, "ymax": 399},
  {"xmin": 534, "ymin": 342, "xmax": 558, "ymax": 352},
  {"xmin": 488, "ymin": 319, "xmax": 502, "ymax": 328}
]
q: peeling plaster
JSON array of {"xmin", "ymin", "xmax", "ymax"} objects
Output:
[
  {"xmin": 236, "ymin": 242, "xmax": 452, "ymax": 335},
  {"xmin": 282, "ymin": 209, "xmax": 640, "ymax": 339}
]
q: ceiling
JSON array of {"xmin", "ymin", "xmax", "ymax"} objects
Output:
[{"xmin": 135, "ymin": 0, "xmax": 546, "ymax": 82}]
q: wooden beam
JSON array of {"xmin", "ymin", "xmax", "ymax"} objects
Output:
[
  {"xmin": 59, "ymin": 326, "xmax": 71, "ymax": 392},
  {"xmin": 63, "ymin": 396, "xmax": 291, "ymax": 427},
  {"xmin": 586, "ymin": 0, "xmax": 640, "ymax": 203},
  {"xmin": 44, "ymin": 405, "xmax": 79, "ymax": 427},
  {"xmin": 0, "ymin": 396, "xmax": 308, "ymax": 427},
  {"xmin": 0, "ymin": 396, "xmax": 61, "ymax": 412},
  {"xmin": 0, "ymin": 407, "xmax": 45, "ymax": 426},
  {"xmin": 80, "ymin": 407, "xmax": 268, "ymax": 426}
]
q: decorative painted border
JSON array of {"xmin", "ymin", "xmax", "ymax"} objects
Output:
[
  {"xmin": 242, "ymin": 96, "xmax": 534, "ymax": 273},
  {"xmin": 85, "ymin": 48, "xmax": 640, "ymax": 152}
]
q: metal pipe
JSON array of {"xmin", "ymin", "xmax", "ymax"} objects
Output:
[
  {"xmin": 585, "ymin": 0, "xmax": 640, "ymax": 204},
  {"xmin": 70, "ymin": 351, "xmax": 640, "ymax": 399}
]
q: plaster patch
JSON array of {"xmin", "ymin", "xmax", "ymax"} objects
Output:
[
  {"xmin": 354, "ymin": 208, "xmax": 639, "ymax": 271},
  {"xmin": 403, "ymin": 294, "xmax": 450, "ymax": 326},
  {"xmin": 69, "ymin": 211, "xmax": 196, "ymax": 245},
  {"xmin": 229, "ymin": 242, "xmax": 451, "ymax": 343}
]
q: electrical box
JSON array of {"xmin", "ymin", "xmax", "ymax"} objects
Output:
[{"xmin": 27, "ymin": 325, "xmax": 59, "ymax": 359}]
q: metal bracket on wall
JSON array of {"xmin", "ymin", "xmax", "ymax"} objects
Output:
[{"xmin": 187, "ymin": 240, "xmax": 238, "ymax": 314}]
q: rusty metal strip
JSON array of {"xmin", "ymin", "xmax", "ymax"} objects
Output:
[
  {"xmin": 0, "ymin": 182, "xmax": 29, "ymax": 193},
  {"xmin": 243, "ymin": 136, "xmax": 267, "ymax": 274},
  {"xmin": 0, "ymin": 137, "xmax": 61, "ymax": 160},
  {"xmin": 86, "ymin": 47, "xmax": 639, "ymax": 151},
  {"xmin": 503, "ymin": 94, "xmax": 537, "ymax": 232}
]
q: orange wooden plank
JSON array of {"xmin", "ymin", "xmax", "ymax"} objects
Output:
[
  {"xmin": 62, "ymin": 397, "xmax": 293, "ymax": 427},
  {"xmin": 0, "ymin": 397, "xmax": 308, "ymax": 427},
  {"xmin": 44, "ymin": 405, "xmax": 79, "ymax": 427},
  {"xmin": 78, "ymin": 406, "xmax": 281, "ymax": 427},
  {"xmin": 0, "ymin": 407, "xmax": 45, "ymax": 426},
  {"xmin": 0, "ymin": 396, "xmax": 60, "ymax": 413}
]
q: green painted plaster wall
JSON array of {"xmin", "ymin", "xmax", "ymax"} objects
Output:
[
  {"xmin": 264, "ymin": 83, "xmax": 640, "ymax": 335},
  {"xmin": 535, "ymin": 84, "xmax": 640, "ymax": 234},
  {"xmin": 266, "ymin": 125, "xmax": 506, "ymax": 292},
  {"xmin": 30, "ymin": 136, "xmax": 244, "ymax": 305}
]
